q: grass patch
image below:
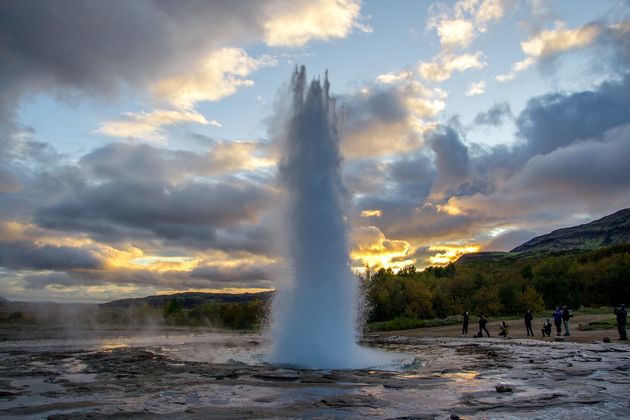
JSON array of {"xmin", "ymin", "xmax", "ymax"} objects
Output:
[
  {"xmin": 573, "ymin": 307, "xmax": 616, "ymax": 316},
  {"xmin": 367, "ymin": 315, "xmax": 462, "ymax": 331},
  {"xmin": 578, "ymin": 318, "xmax": 618, "ymax": 331}
]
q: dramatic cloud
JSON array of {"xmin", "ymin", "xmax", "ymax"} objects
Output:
[
  {"xmin": 360, "ymin": 210, "xmax": 382, "ymax": 218},
  {"xmin": 0, "ymin": 240, "xmax": 103, "ymax": 271},
  {"xmin": 428, "ymin": 0, "xmax": 513, "ymax": 49},
  {"xmin": 80, "ymin": 140, "xmax": 272, "ymax": 183},
  {"xmin": 520, "ymin": 22, "xmax": 601, "ymax": 57},
  {"xmin": 348, "ymin": 149, "xmax": 435, "ymax": 215},
  {"xmin": 349, "ymin": 71, "xmax": 630, "ymax": 265},
  {"xmin": 466, "ymin": 80, "xmax": 486, "ymax": 96},
  {"xmin": 0, "ymin": 166, "xmax": 22, "ymax": 193},
  {"xmin": 153, "ymin": 48, "xmax": 276, "ymax": 109},
  {"xmin": 419, "ymin": 0, "xmax": 511, "ymax": 87},
  {"xmin": 0, "ymin": 2, "xmax": 245, "ymax": 123},
  {"xmin": 427, "ymin": 243, "xmax": 480, "ymax": 265},
  {"xmin": 473, "ymin": 102, "xmax": 513, "ymax": 126},
  {"xmin": 97, "ymin": 109, "xmax": 214, "ymax": 141},
  {"xmin": 472, "ymin": 0, "xmax": 511, "ymax": 27},
  {"xmin": 340, "ymin": 79, "xmax": 445, "ymax": 158},
  {"xmin": 497, "ymin": 19, "xmax": 630, "ymax": 82},
  {"xmin": 434, "ymin": 19, "xmax": 475, "ymax": 49},
  {"xmin": 350, "ymin": 225, "xmax": 415, "ymax": 270},
  {"xmin": 0, "ymin": 217, "xmax": 278, "ymax": 297},
  {"xmin": 419, "ymin": 52, "xmax": 486, "ymax": 82},
  {"xmin": 427, "ymin": 126, "xmax": 471, "ymax": 199},
  {"xmin": 516, "ymin": 73, "xmax": 630, "ymax": 156},
  {"xmin": 447, "ymin": 123, "xmax": 630, "ymax": 220},
  {"xmin": 191, "ymin": 263, "xmax": 272, "ymax": 287},
  {"xmin": 0, "ymin": 0, "xmax": 365, "ymax": 128},
  {"xmin": 35, "ymin": 178, "xmax": 272, "ymax": 252},
  {"xmin": 264, "ymin": 0, "xmax": 369, "ymax": 47}
]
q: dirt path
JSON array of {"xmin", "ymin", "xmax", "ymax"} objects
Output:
[{"xmin": 376, "ymin": 313, "xmax": 629, "ymax": 344}]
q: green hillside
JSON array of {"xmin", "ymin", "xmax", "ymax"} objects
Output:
[
  {"xmin": 458, "ymin": 208, "xmax": 630, "ymax": 263},
  {"xmin": 511, "ymin": 208, "xmax": 630, "ymax": 254}
]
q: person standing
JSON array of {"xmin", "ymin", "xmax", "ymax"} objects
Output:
[
  {"xmin": 552, "ymin": 307, "xmax": 563, "ymax": 336},
  {"xmin": 614, "ymin": 304, "xmax": 628, "ymax": 340},
  {"xmin": 478, "ymin": 315, "xmax": 490, "ymax": 337},
  {"xmin": 462, "ymin": 311, "xmax": 469, "ymax": 335},
  {"xmin": 524, "ymin": 310, "xmax": 534, "ymax": 336},
  {"xmin": 562, "ymin": 305, "xmax": 571, "ymax": 336}
]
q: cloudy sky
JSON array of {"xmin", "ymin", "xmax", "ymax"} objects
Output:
[{"xmin": 1, "ymin": 0, "xmax": 629, "ymax": 302}]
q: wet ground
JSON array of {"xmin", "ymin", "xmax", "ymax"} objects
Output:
[{"xmin": 1, "ymin": 332, "xmax": 629, "ymax": 419}]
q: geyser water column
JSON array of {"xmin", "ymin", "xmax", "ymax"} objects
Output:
[{"xmin": 270, "ymin": 67, "xmax": 373, "ymax": 369}]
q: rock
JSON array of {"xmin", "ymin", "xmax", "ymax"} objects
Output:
[
  {"xmin": 554, "ymin": 337, "xmax": 565, "ymax": 342},
  {"xmin": 0, "ymin": 390, "xmax": 18, "ymax": 397},
  {"xmin": 603, "ymin": 337, "xmax": 611, "ymax": 343},
  {"xmin": 215, "ymin": 372, "xmax": 239, "ymax": 380},
  {"xmin": 252, "ymin": 374, "xmax": 299, "ymax": 382},
  {"xmin": 450, "ymin": 415, "xmax": 460, "ymax": 419},
  {"xmin": 495, "ymin": 384, "xmax": 513, "ymax": 393}
]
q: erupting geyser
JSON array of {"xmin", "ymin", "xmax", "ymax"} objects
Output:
[{"xmin": 270, "ymin": 67, "xmax": 398, "ymax": 369}]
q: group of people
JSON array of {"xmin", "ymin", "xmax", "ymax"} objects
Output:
[
  {"xmin": 543, "ymin": 305, "xmax": 572, "ymax": 337},
  {"xmin": 527, "ymin": 306, "xmax": 572, "ymax": 337},
  {"xmin": 461, "ymin": 304, "xmax": 628, "ymax": 340},
  {"xmin": 461, "ymin": 312, "xmax": 500, "ymax": 338},
  {"xmin": 462, "ymin": 311, "xmax": 548, "ymax": 338}
]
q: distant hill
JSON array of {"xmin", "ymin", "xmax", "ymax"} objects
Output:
[
  {"xmin": 511, "ymin": 208, "xmax": 630, "ymax": 254},
  {"xmin": 458, "ymin": 208, "xmax": 630, "ymax": 263},
  {"xmin": 101, "ymin": 291, "xmax": 273, "ymax": 309},
  {"xmin": 0, "ymin": 296, "xmax": 9, "ymax": 303}
]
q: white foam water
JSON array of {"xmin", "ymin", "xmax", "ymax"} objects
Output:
[{"xmin": 269, "ymin": 67, "xmax": 400, "ymax": 369}]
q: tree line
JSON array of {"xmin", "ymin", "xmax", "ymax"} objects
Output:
[
  {"xmin": 3, "ymin": 244, "xmax": 627, "ymax": 331},
  {"xmin": 361, "ymin": 243, "xmax": 630, "ymax": 323}
]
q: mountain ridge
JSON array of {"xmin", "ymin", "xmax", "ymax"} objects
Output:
[
  {"xmin": 101, "ymin": 291, "xmax": 273, "ymax": 309},
  {"xmin": 458, "ymin": 208, "xmax": 630, "ymax": 263}
]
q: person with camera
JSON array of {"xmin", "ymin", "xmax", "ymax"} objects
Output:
[{"xmin": 541, "ymin": 319, "xmax": 552, "ymax": 337}]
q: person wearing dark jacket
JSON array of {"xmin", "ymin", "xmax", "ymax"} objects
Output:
[
  {"xmin": 614, "ymin": 304, "xmax": 627, "ymax": 340},
  {"xmin": 524, "ymin": 310, "xmax": 534, "ymax": 336},
  {"xmin": 478, "ymin": 315, "xmax": 490, "ymax": 337},
  {"xmin": 541, "ymin": 319, "xmax": 552, "ymax": 337},
  {"xmin": 462, "ymin": 312, "xmax": 469, "ymax": 335},
  {"xmin": 562, "ymin": 305, "xmax": 571, "ymax": 336},
  {"xmin": 552, "ymin": 307, "xmax": 563, "ymax": 336}
]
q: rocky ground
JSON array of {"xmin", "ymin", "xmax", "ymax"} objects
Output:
[{"xmin": 0, "ymin": 318, "xmax": 628, "ymax": 419}]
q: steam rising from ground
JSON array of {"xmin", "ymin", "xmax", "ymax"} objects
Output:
[{"xmin": 270, "ymin": 67, "xmax": 397, "ymax": 369}]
